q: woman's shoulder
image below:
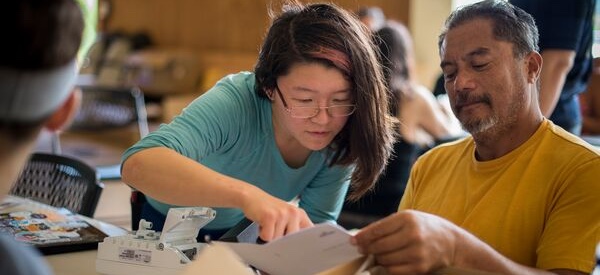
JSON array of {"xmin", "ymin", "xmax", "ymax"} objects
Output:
[
  {"xmin": 219, "ymin": 71, "xmax": 254, "ymax": 83},
  {"xmin": 212, "ymin": 71, "xmax": 256, "ymax": 93},
  {"xmin": 196, "ymin": 71, "xmax": 271, "ymax": 127},
  {"xmin": 199, "ymin": 71, "xmax": 261, "ymax": 104}
]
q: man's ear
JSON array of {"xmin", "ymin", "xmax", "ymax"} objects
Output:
[
  {"xmin": 525, "ymin": 51, "xmax": 542, "ymax": 83},
  {"xmin": 44, "ymin": 87, "xmax": 81, "ymax": 132}
]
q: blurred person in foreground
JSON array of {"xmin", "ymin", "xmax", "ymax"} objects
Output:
[
  {"xmin": 0, "ymin": 0, "xmax": 84, "ymax": 274},
  {"xmin": 353, "ymin": 1, "xmax": 600, "ymax": 274}
]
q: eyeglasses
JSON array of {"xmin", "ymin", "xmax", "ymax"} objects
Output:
[{"xmin": 274, "ymin": 85, "xmax": 356, "ymax": 119}]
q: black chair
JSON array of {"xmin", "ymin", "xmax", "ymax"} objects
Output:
[
  {"xmin": 130, "ymin": 190, "xmax": 147, "ymax": 231},
  {"xmin": 56, "ymin": 85, "xmax": 149, "ymax": 180},
  {"xmin": 70, "ymin": 85, "xmax": 149, "ymax": 136},
  {"xmin": 10, "ymin": 153, "xmax": 104, "ymax": 217}
]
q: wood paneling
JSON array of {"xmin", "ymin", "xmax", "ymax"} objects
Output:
[{"xmin": 107, "ymin": 0, "xmax": 409, "ymax": 53}]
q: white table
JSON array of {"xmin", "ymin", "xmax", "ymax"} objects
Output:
[{"xmin": 45, "ymin": 250, "xmax": 102, "ymax": 275}]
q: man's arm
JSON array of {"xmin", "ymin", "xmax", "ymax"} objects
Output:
[
  {"xmin": 351, "ymin": 210, "xmax": 586, "ymax": 275},
  {"xmin": 538, "ymin": 50, "xmax": 576, "ymax": 117}
]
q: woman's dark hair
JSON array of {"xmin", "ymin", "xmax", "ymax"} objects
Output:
[{"xmin": 254, "ymin": 2, "xmax": 396, "ymax": 200}]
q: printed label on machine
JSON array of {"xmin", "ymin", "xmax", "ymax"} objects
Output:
[{"xmin": 118, "ymin": 247, "xmax": 152, "ymax": 264}]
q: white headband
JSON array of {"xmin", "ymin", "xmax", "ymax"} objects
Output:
[{"xmin": 0, "ymin": 59, "xmax": 77, "ymax": 122}]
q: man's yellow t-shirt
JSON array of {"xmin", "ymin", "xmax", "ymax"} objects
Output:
[{"xmin": 400, "ymin": 119, "xmax": 600, "ymax": 273}]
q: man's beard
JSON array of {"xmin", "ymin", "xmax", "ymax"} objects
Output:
[
  {"xmin": 454, "ymin": 93, "xmax": 497, "ymax": 135},
  {"xmin": 461, "ymin": 115, "xmax": 498, "ymax": 135},
  {"xmin": 458, "ymin": 90, "xmax": 524, "ymax": 139}
]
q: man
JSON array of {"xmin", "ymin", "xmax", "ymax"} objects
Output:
[
  {"xmin": 511, "ymin": 0, "xmax": 596, "ymax": 135},
  {"xmin": 352, "ymin": 1, "xmax": 600, "ymax": 274},
  {"xmin": 0, "ymin": 0, "xmax": 83, "ymax": 274}
]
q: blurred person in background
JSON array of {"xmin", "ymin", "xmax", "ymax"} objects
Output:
[
  {"xmin": 357, "ymin": 6, "xmax": 386, "ymax": 32},
  {"xmin": 511, "ymin": 0, "xmax": 596, "ymax": 135},
  {"xmin": 340, "ymin": 20, "xmax": 461, "ymax": 228},
  {"xmin": 580, "ymin": 58, "xmax": 600, "ymax": 135}
]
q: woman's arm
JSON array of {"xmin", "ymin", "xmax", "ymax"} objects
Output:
[
  {"xmin": 122, "ymin": 147, "xmax": 313, "ymax": 241},
  {"xmin": 123, "ymin": 147, "xmax": 257, "ymax": 207}
]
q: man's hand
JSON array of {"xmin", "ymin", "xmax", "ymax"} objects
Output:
[{"xmin": 351, "ymin": 210, "xmax": 458, "ymax": 274}]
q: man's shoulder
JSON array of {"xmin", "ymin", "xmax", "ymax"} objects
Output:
[
  {"xmin": 426, "ymin": 136, "xmax": 472, "ymax": 155},
  {"xmin": 416, "ymin": 137, "xmax": 473, "ymax": 166},
  {"xmin": 546, "ymin": 121, "xmax": 600, "ymax": 158}
]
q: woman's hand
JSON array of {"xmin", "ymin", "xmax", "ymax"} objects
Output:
[{"xmin": 241, "ymin": 188, "xmax": 313, "ymax": 242}]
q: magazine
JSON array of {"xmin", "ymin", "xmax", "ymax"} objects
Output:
[{"xmin": 0, "ymin": 207, "xmax": 108, "ymax": 255}]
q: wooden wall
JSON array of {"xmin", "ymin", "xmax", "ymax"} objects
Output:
[
  {"xmin": 105, "ymin": 0, "xmax": 411, "ymax": 121},
  {"xmin": 106, "ymin": 0, "xmax": 410, "ymax": 53}
]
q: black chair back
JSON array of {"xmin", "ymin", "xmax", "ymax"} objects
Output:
[
  {"xmin": 10, "ymin": 153, "xmax": 104, "ymax": 217},
  {"xmin": 59, "ymin": 85, "xmax": 150, "ymax": 180},
  {"xmin": 72, "ymin": 85, "xmax": 149, "ymax": 138}
]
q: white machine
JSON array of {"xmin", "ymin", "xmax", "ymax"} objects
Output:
[{"xmin": 96, "ymin": 207, "xmax": 216, "ymax": 275}]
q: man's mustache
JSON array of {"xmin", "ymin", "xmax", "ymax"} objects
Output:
[{"xmin": 455, "ymin": 94, "xmax": 491, "ymax": 110}]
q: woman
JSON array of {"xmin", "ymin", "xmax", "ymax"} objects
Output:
[
  {"xmin": 121, "ymin": 2, "xmax": 395, "ymax": 241},
  {"xmin": 340, "ymin": 21, "xmax": 461, "ymax": 228},
  {"xmin": 378, "ymin": 21, "xmax": 460, "ymax": 148}
]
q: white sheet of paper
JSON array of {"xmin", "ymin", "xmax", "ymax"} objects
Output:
[{"xmin": 216, "ymin": 222, "xmax": 362, "ymax": 275}]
